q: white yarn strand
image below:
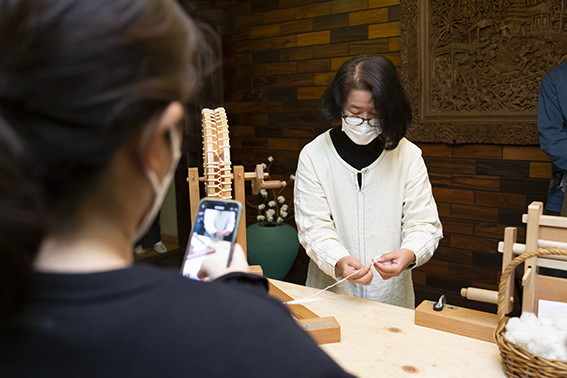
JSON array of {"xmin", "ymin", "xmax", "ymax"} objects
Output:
[{"xmin": 285, "ymin": 270, "xmax": 360, "ymax": 305}]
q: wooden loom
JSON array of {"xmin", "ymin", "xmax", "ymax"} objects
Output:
[
  {"xmin": 415, "ymin": 201, "xmax": 567, "ymax": 343},
  {"xmin": 187, "ymin": 107, "xmax": 340, "ymax": 344}
]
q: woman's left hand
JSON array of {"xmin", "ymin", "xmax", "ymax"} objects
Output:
[{"xmin": 372, "ymin": 248, "xmax": 415, "ymax": 280}]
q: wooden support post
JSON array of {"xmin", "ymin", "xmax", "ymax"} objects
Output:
[
  {"xmin": 187, "ymin": 167, "xmax": 200, "ymax": 224},
  {"xmin": 502, "ymin": 227, "xmax": 517, "ymax": 314},
  {"xmin": 523, "ymin": 201, "xmax": 543, "ymax": 314},
  {"xmin": 233, "ymin": 165, "xmax": 247, "ymax": 254}
]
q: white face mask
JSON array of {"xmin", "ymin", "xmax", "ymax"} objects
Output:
[
  {"xmin": 133, "ymin": 125, "xmax": 182, "ymax": 242},
  {"xmin": 341, "ymin": 117, "xmax": 381, "ymax": 145}
]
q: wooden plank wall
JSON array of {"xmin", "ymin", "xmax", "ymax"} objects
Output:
[{"xmin": 195, "ymin": 0, "xmax": 552, "ymax": 312}]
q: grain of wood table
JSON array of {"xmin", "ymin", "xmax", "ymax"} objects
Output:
[{"xmin": 270, "ymin": 280, "xmax": 506, "ymax": 378}]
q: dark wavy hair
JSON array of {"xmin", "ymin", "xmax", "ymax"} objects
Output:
[
  {"xmin": 0, "ymin": 0, "xmax": 208, "ymax": 329},
  {"xmin": 320, "ymin": 54, "xmax": 412, "ymax": 150}
]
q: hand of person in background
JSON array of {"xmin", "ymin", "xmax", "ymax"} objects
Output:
[
  {"xmin": 372, "ymin": 248, "xmax": 415, "ymax": 280},
  {"xmin": 198, "ymin": 244, "xmax": 249, "ymax": 280},
  {"xmin": 335, "ymin": 256, "xmax": 373, "ymax": 285}
]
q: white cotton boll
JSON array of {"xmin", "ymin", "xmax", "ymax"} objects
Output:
[
  {"xmin": 521, "ymin": 312, "xmax": 540, "ymax": 327},
  {"xmin": 512, "ymin": 329, "xmax": 533, "ymax": 346},
  {"xmin": 553, "ymin": 314, "xmax": 567, "ymax": 331},
  {"xmin": 506, "ymin": 317, "xmax": 521, "ymax": 331},
  {"xmin": 505, "ymin": 312, "xmax": 567, "ymax": 361},
  {"xmin": 540, "ymin": 317, "xmax": 553, "ymax": 327},
  {"xmin": 527, "ymin": 341, "xmax": 539, "ymax": 354}
]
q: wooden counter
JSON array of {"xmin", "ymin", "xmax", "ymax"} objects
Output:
[{"xmin": 270, "ymin": 280, "xmax": 505, "ymax": 378}]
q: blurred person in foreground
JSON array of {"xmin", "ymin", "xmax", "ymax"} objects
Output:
[{"xmin": 0, "ymin": 1, "xmax": 355, "ymax": 377}]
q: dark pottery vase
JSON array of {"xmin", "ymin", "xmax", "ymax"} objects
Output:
[{"xmin": 246, "ymin": 222, "xmax": 299, "ymax": 280}]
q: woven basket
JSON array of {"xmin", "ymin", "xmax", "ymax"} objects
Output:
[{"xmin": 495, "ymin": 247, "xmax": 567, "ymax": 377}]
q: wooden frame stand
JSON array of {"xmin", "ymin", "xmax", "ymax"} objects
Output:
[{"xmin": 416, "ymin": 201, "xmax": 567, "ymax": 343}]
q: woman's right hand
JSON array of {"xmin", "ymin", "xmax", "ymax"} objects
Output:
[
  {"xmin": 335, "ymin": 256, "xmax": 373, "ymax": 285},
  {"xmin": 198, "ymin": 243, "xmax": 249, "ymax": 280}
]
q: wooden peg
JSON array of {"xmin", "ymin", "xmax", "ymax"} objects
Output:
[{"xmin": 251, "ymin": 164, "xmax": 264, "ymax": 195}]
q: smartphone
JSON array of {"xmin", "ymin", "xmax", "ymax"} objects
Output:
[{"xmin": 181, "ymin": 198, "xmax": 242, "ymax": 280}]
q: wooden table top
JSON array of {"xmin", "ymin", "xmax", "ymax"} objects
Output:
[{"xmin": 270, "ymin": 280, "xmax": 506, "ymax": 378}]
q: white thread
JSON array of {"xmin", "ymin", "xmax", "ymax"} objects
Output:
[
  {"xmin": 285, "ymin": 298, "xmax": 322, "ymax": 305},
  {"xmin": 284, "ymin": 269, "xmax": 361, "ymax": 305}
]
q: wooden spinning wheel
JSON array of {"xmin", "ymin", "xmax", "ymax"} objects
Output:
[
  {"xmin": 187, "ymin": 107, "xmax": 341, "ymax": 345},
  {"xmin": 187, "ymin": 107, "xmax": 285, "ymax": 252}
]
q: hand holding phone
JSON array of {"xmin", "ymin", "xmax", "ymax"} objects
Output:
[
  {"xmin": 198, "ymin": 243, "xmax": 249, "ymax": 280},
  {"xmin": 181, "ymin": 199, "xmax": 242, "ymax": 280}
]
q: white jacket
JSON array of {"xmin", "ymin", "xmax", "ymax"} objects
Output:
[{"xmin": 294, "ymin": 131, "xmax": 442, "ymax": 308}]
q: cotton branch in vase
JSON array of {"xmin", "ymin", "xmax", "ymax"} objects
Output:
[{"xmin": 248, "ymin": 156, "xmax": 295, "ymax": 227}]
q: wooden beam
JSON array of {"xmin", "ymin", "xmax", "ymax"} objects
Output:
[
  {"xmin": 233, "ymin": 165, "xmax": 247, "ymax": 253},
  {"xmin": 502, "ymin": 227, "xmax": 516, "ymax": 314},
  {"xmin": 523, "ymin": 201, "xmax": 542, "ymax": 313},
  {"xmin": 187, "ymin": 167, "xmax": 200, "ymax": 224}
]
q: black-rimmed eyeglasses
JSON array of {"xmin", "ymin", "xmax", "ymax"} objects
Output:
[{"xmin": 342, "ymin": 115, "xmax": 380, "ymax": 127}]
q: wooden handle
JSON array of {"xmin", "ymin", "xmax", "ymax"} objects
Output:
[
  {"xmin": 260, "ymin": 180, "xmax": 286, "ymax": 190},
  {"xmin": 461, "ymin": 287, "xmax": 498, "ymax": 304}
]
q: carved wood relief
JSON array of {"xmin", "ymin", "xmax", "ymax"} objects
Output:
[{"xmin": 401, "ymin": 0, "xmax": 567, "ymax": 144}]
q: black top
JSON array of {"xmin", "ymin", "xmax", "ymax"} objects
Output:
[
  {"xmin": 330, "ymin": 126, "xmax": 384, "ymax": 188},
  {"xmin": 329, "ymin": 126, "xmax": 384, "ymax": 171},
  {"xmin": 0, "ymin": 264, "xmax": 355, "ymax": 378}
]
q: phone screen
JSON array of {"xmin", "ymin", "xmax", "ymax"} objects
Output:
[{"xmin": 181, "ymin": 199, "xmax": 241, "ymax": 280}]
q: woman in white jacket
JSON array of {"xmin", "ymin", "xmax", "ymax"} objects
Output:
[{"xmin": 294, "ymin": 55, "xmax": 442, "ymax": 309}]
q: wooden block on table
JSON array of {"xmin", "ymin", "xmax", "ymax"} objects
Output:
[
  {"xmin": 268, "ymin": 280, "xmax": 341, "ymax": 345},
  {"xmin": 415, "ymin": 300, "xmax": 499, "ymax": 344},
  {"xmin": 248, "ymin": 265, "xmax": 263, "ymax": 276},
  {"xmin": 297, "ymin": 316, "xmax": 341, "ymax": 344}
]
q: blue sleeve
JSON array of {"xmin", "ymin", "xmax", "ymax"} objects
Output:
[{"xmin": 538, "ymin": 70, "xmax": 567, "ymax": 172}]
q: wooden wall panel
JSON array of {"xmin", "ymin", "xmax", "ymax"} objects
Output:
[
  {"xmin": 195, "ymin": 0, "xmax": 552, "ymax": 313},
  {"xmin": 350, "ymin": 9, "xmax": 389, "ymax": 26}
]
